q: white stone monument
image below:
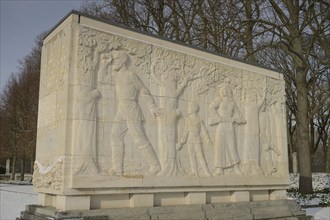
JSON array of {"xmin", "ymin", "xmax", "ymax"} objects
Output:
[{"xmin": 32, "ymin": 11, "xmax": 293, "ymax": 216}]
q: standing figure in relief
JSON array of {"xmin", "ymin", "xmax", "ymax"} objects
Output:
[
  {"xmin": 177, "ymin": 102, "xmax": 211, "ymax": 176},
  {"xmin": 109, "ymin": 51, "xmax": 163, "ymax": 176},
  {"xmin": 241, "ymin": 94, "xmax": 265, "ymax": 175},
  {"xmin": 260, "ymin": 104, "xmax": 281, "ymax": 176},
  {"xmin": 74, "ymin": 88, "xmax": 101, "ymax": 175},
  {"xmin": 209, "ymin": 85, "xmax": 245, "ymax": 175}
]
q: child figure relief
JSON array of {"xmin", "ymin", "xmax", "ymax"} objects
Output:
[{"xmin": 177, "ymin": 102, "xmax": 211, "ymax": 176}]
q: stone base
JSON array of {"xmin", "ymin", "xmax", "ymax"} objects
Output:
[{"xmin": 18, "ymin": 200, "xmax": 312, "ymax": 220}]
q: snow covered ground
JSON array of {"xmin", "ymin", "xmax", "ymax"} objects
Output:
[
  {"xmin": 0, "ymin": 174, "xmax": 329, "ymax": 220},
  {"xmin": 0, "ymin": 183, "xmax": 37, "ymax": 220},
  {"xmin": 288, "ymin": 173, "xmax": 330, "ymax": 207}
]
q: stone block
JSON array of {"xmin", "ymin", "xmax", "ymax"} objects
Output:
[
  {"xmin": 56, "ymin": 195, "xmax": 90, "ymax": 211},
  {"xmin": 149, "ymin": 204, "xmax": 204, "ymax": 215},
  {"xmin": 154, "ymin": 192, "xmax": 185, "ymax": 206},
  {"xmin": 252, "ymin": 205, "xmax": 292, "ymax": 219},
  {"xmin": 150, "ymin": 205, "xmax": 205, "ymax": 220},
  {"xmin": 270, "ymin": 189, "xmax": 287, "ymax": 200},
  {"xmin": 90, "ymin": 194, "xmax": 130, "ymax": 209},
  {"xmin": 206, "ymin": 191, "xmax": 231, "ymax": 204},
  {"xmin": 185, "ymin": 192, "xmax": 206, "ymax": 205},
  {"xmin": 151, "ymin": 212, "xmax": 205, "ymax": 220},
  {"xmin": 37, "ymin": 193, "xmax": 53, "ymax": 206},
  {"xmin": 205, "ymin": 207, "xmax": 252, "ymax": 220},
  {"xmin": 250, "ymin": 190, "xmax": 269, "ymax": 201},
  {"xmin": 130, "ymin": 193, "xmax": 154, "ymax": 207},
  {"xmin": 231, "ymin": 191, "xmax": 250, "ymax": 202}
]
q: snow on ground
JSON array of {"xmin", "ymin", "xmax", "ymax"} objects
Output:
[
  {"xmin": 288, "ymin": 173, "xmax": 330, "ymax": 207},
  {"xmin": 0, "ymin": 183, "xmax": 37, "ymax": 220},
  {"xmin": 305, "ymin": 207, "xmax": 330, "ymax": 220},
  {"xmin": 0, "ymin": 173, "xmax": 329, "ymax": 220},
  {"xmin": 289, "ymin": 173, "xmax": 330, "ymax": 191}
]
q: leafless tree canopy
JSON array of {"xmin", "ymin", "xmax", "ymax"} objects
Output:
[{"xmin": 0, "ymin": 33, "xmax": 45, "ymax": 180}]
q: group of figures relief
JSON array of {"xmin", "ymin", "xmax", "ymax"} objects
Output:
[{"xmin": 73, "ymin": 27, "xmax": 285, "ymax": 178}]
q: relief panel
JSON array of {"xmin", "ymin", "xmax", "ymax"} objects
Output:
[
  {"xmin": 36, "ymin": 21, "xmax": 288, "ymax": 191},
  {"xmin": 68, "ymin": 26, "xmax": 288, "ymax": 184}
]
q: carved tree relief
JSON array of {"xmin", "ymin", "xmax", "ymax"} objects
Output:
[
  {"xmin": 69, "ymin": 26, "xmax": 286, "ymax": 179},
  {"xmin": 73, "ymin": 27, "xmax": 119, "ymax": 175},
  {"xmin": 241, "ymin": 73, "xmax": 266, "ymax": 176},
  {"xmin": 151, "ymin": 48, "xmax": 217, "ymax": 176}
]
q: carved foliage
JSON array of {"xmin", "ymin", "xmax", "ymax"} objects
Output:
[
  {"xmin": 32, "ymin": 158, "xmax": 64, "ymax": 191},
  {"xmin": 190, "ymin": 60, "xmax": 243, "ymax": 97},
  {"xmin": 151, "ymin": 47, "xmax": 186, "ymax": 86},
  {"xmin": 71, "ymin": 26, "xmax": 287, "ymax": 178},
  {"xmin": 78, "ymin": 27, "xmax": 152, "ymax": 83},
  {"xmin": 266, "ymin": 77, "xmax": 285, "ymax": 106},
  {"xmin": 242, "ymin": 71, "xmax": 266, "ymax": 101},
  {"xmin": 123, "ymin": 38, "xmax": 152, "ymax": 76},
  {"xmin": 77, "ymin": 27, "xmax": 121, "ymax": 85}
]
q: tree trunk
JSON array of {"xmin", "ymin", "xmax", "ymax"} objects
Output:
[
  {"xmin": 10, "ymin": 155, "xmax": 16, "ymax": 181},
  {"xmin": 296, "ymin": 70, "xmax": 313, "ymax": 193},
  {"xmin": 244, "ymin": 0, "xmax": 256, "ymax": 63},
  {"xmin": 20, "ymin": 153, "xmax": 25, "ymax": 181},
  {"xmin": 326, "ymin": 134, "xmax": 330, "ymax": 173},
  {"xmin": 157, "ymin": 82, "xmax": 182, "ymax": 176},
  {"xmin": 310, "ymin": 119, "xmax": 315, "ymax": 155}
]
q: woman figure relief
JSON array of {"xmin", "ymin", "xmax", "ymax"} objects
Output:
[{"xmin": 209, "ymin": 85, "xmax": 245, "ymax": 175}]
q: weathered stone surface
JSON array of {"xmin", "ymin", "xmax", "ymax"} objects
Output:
[
  {"xmin": 31, "ymin": 10, "xmax": 292, "ymax": 211},
  {"xmin": 19, "ymin": 200, "xmax": 312, "ymax": 220}
]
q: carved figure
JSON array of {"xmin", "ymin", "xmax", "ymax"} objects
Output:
[
  {"xmin": 177, "ymin": 102, "xmax": 211, "ymax": 176},
  {"xmin": 209, "ymin": 85, "xmax": 245, "ymax": 175},
  {"xmin": 260, "ymin": 104, "xmax": 281, "ymax": 176},
  {"xmin": 110, "ymin": 51, "xmax": 162, "ymax": 176},
  {"xmin": 269, "ymin": 100, "xmax": 284, "ymax": 156},
  {"xmin": 241, "ymin": 94, "xmax": 265, "ymax": 175},
  {"xmin": 74, "ymin": 88, "xmax": 101, "ymax": 175},
  {"xmin": 73, "ymin": 29, "xmax": 107, "ymax": 175}
]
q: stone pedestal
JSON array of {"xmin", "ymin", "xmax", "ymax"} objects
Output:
[{"xmin": 19, "ymin": 200, "xmax": 312, "ymax": 220}]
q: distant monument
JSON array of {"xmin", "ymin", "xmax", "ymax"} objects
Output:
[
  {"xmin": 20, "ymin": 11, "xmax": 311, "ymax": 220},
  {"xmin": 5, "ymin": 159, "xmax": 10, "ymax": 175}
]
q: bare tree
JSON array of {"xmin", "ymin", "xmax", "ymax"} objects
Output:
[
  {"xmin": 254, "ymin": 0, "xmax": 329, "ymax": 193},
  {"xmin": 0, "ymin": 33, "xmax": 43, "ymax": 180}
]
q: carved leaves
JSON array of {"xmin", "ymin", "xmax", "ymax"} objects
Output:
[
  {"xmin": 78, "ymin": 27, "xmax": 152, "ymax": 82},
  {"xmin": 78, "ymin": 27, "xmax": 121, "ymax": 85},
  {"xmin": 32, "ymin": 158, "xmax": 63, "ymax": 192},
  {"xmin": 124, "ymin": 39, "xmax": 152, "ymax": 76},
  {"xmin": 266, "ymin": 77, "xmax": 285, "ymax": 105},
  {"xmin": 242, "ymin": 71, "xmax": 266, "ymax": 101},
  {"xmin": 151, "ymin": 47, "xmax": 185, "ymax": 83}
]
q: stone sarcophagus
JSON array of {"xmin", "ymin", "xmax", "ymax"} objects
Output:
[{"xmin": 34, "ymin": 11, "xmax": 289, "ymax": 211}]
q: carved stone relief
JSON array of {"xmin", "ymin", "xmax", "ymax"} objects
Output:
[
  {"xmin": 239, "ymin": 73, "xmax": 266, "ymax": 176},
  {"xmin": 68, "ymin": 25, "xmax": 287, "ymax": 180},
  {"xmin": 33, "ymin": 157, "xmax": 64, "ymax": 191},
  {"xmin": 109, "ymin": 50, "xmax": 161, "ymax": 176},
  {"xmin": 177, "ymin": 102, "xmax": 211, "ymax": 176},
  {"xmin": 40, "ymin": 30, "xmax": 68, "ymax": 97},
  {"xmin": 151, "ymin": 47, "xmax": 190, "ymax": 176},
  {"xmin": 209, "ymin": 85, "xmax": 246, "ymax": 175}
]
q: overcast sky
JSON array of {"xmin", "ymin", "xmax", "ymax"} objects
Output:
[{"xmin": 0, "ymin": 0, "xmax": 84, "ymax": 92}]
